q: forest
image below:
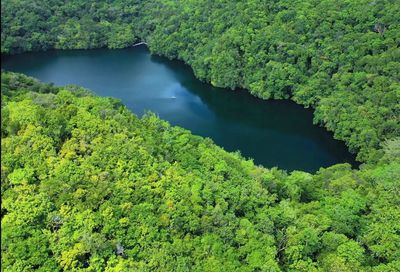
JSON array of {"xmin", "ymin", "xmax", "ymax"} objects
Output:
[{"xmin": 1, "ymin": 0, "xmax": 400, "ymax": 271}]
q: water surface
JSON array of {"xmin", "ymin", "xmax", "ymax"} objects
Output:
[{"xmin": 2, "ymin": 46, "xmax": 357, "ymax": 172}]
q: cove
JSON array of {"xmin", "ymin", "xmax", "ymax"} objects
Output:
[{"xmin": 1, "ymin": 46, "xmax": 357, "ymax": 172}]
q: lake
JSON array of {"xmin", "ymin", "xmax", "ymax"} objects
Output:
[{"xmin": 1, "ymin": 46, "xmax": 357, "ymax": 172}]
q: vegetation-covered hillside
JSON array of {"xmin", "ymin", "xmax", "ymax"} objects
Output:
[
  {"xmin": 1, "ymin": 72, "xmax": 400, "ymax": 271},
  {"xmin": 1, "ymin": 0, "xmax": 400, "ymax": 163},
  {"xmin": 1, "ymin": 0, "xmax": 400, "ymax": 271}
]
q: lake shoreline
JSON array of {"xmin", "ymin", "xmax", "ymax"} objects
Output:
[{"xmin": 1, "ymin": 46, "xmax": 358, "ymax": 172}]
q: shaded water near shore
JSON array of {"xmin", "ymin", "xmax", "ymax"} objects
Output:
[{"xmin": 2, "ymin": 46, "xmax": 358, "ymax": 172}]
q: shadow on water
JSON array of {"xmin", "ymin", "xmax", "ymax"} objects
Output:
[
  {"xmin": 1, "ymin": 46, "xmax": 358, "ymax": 172},
  {"xmin": 149, "ymin": 52, "xmax": 358, "ymax": 170}
]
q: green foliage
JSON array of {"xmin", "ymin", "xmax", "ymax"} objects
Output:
[
  {"xmin": 1, "ymin": 72, "xmax": 399, "ymax": 271},
  {"xmin": 1, "ymin": 0, "xmax": 399, "ymax": 270}
]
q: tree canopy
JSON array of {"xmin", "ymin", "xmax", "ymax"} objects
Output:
[{"xmin": 1, "ymin": 0, "xmax": 400, "ymax": 270}]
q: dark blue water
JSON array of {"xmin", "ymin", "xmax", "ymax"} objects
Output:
[{"xmin": 1, "ymin": 46, "xmax": 357, "ymax": 172}]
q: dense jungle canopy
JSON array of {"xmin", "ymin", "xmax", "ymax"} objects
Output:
[{"xmin": 1, "ymin": 0, "xmax": 400, "ymax": 271}]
